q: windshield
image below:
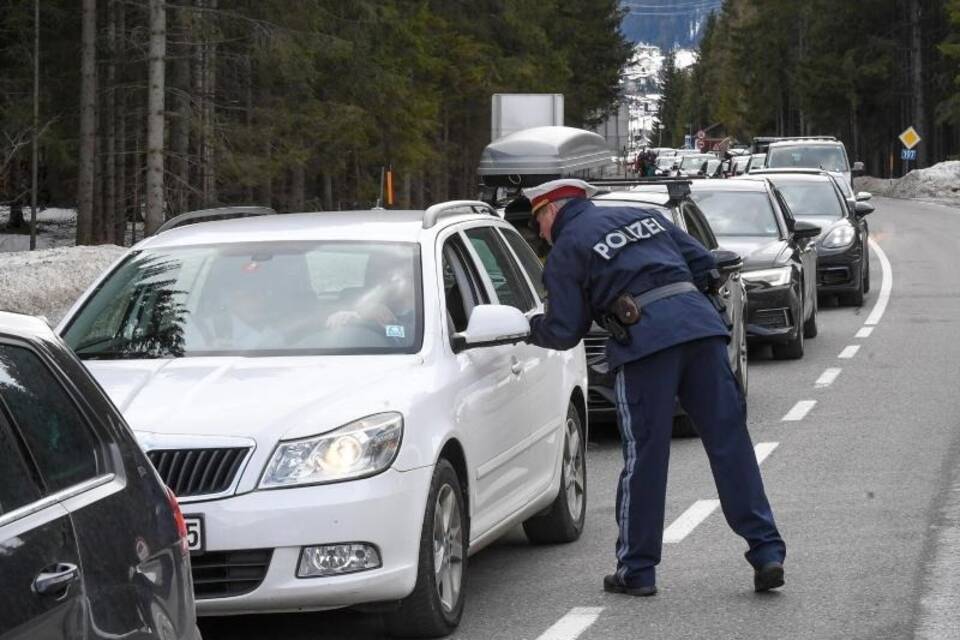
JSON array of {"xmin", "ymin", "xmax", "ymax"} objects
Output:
[
  {"xmin": 773, "ymin": 181, "xmax": 845, "ymax": 218},
  {"xmin": 766, "ymin": 145, "xmax": 848, "ymax": 172},
  {"xmin": 690, "ymin": 190, "xmax": 780, "ymax": 237},
  {"xmin": 680, "ymin": 155, "xmax": 713, "ymax": 170},
  {"xmin": 63, "ymin": 241, "xmax": 423, "ymax": 359}
]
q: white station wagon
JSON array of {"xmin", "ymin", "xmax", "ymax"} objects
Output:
[{"xmin": 59, "ymin": 202, "xmax": 588, "ymax": 637}]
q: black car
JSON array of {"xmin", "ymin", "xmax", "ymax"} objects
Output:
[
  {"xmin": 744, "ymin": 169, "xmax": 874, "ymax": 305},
  {"xmin": 0, "ymin": 312, "xmax": 199, "ymax": 640},
  {"xmin": 687, "ymin": 179, "xmax": 820, "ymax": 360},
  {"xmin": 585, "ymin": 181, "xmax": 749, "ymax": 433}
]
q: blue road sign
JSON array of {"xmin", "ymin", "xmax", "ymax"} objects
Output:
[{"xmin": 901, "ymin": 148, "xmax": 917, "ymax": 161}]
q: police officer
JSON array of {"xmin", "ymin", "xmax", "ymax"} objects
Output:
[{"xmin": 522, "ymin": 178, "xmax": 786, "ymax": 597}]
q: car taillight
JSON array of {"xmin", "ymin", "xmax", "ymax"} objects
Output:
[{"xmin": 165, "ymin": 486, "xmax": 189, "ymax": 556}]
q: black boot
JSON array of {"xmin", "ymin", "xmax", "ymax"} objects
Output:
[
  {"xmin": 754, "ymin": 562, "xmax": 785, "ymax": 592},
  {"xmin": 603, "ymin": 574, "xmax": 657, "ymax": 597}
]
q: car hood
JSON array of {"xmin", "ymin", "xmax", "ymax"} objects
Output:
[
  {"xmin": 715, "ymin": 236, "xmax": 790, "ymax": 270},
  {"xmin": 83, "ymin": 356, "xmax": 424, "ymax": 446}
]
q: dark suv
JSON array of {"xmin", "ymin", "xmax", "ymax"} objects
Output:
[{"xmin": 0, "ymin": 312, "xmax": 199, "ymax": 640}]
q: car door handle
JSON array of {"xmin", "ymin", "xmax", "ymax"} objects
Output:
[
  {"xmin": 33, "ymin": 563, "xmax": 80, "ymax": 596},
  {"xmin": 510, "ymin": 357, "xmax": 523, "ymax": 376}
]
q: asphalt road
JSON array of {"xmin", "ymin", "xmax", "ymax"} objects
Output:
[{"xmin": 200, "ymin": 196, "xmax": 960, "ymax": 640}]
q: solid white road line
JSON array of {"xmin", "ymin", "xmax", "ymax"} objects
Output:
[
  {"xmin": 816, "ymin": 368, "xmax": 842, "ymax": 388},
  {"xmin": 754, "ymin": 441, "xmax": 779, "ymax": 465},
  {"xmin": 865, "ymin": 238, "xmax": 893, "ymax": 326},
  {"xmin": 535, "ymin": 607, "xmax": 604, "ymax": 640},
  {"xmin": 856, "ymin": 327, "xmax": 874, "ymax": 338},
  {"xmin": 839, "ymin": 345, "xmax": 861, "ymax": 359},
  {"xmin": 782, "ymin": 400, "xmax": 817, "ymax": 421},
  {"xmin": 663, "ymin": 500, "xmax": 721, "ymax": 544}
]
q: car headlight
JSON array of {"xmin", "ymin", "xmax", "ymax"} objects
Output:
[
  {"xmin": 260, "ymin": 412, "xmax": 403, "ymax": 488},
  {"xmin": 822, "ymin": 224, "xmax": 855, "ymax": 248},
  {"xmin": 741, "ymin": 266, "xmax": 792, "ymax": 287}
]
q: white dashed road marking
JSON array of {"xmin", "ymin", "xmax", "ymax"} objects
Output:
[
  {"xmin": 856, "ymin": 327, "xmax": 874, "ymax": 338},
  {"xmin": 663, "ymin": 500, "xmax": 721, "ymax": 544},
  {"xmin": 754, "ymin": 441, "xmax": 780, "ymax": 464},
  {"xmin": 535, "ymin": 607, "xmax": 603, "ymax": 640},
  {"xmin": 782, "ymin": 400, "xmax": 817, "ymax": 422},
  {"xmin": 865, "ymin": 238, "xmax": 893, "ymax": 326},
  {"xmin": 816, "ymin": 368, "xmax": 842, "ymax": 388},
  {"xmin": 839, "ymin": 345, "xmax": 861, "ymax": 359}
]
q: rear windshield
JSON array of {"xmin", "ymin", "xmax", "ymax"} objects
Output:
[
  {"xmin": 690, "ymin": 191, "xmax": 780, "ymax": 237},
  {"xmin": 766, "ymin": 145, "xmax": 848, "ymax": 172},
  {"xmin": 62, "ymin": 241, "xmax": 423, "ymax": 359},
  {"xmin": 773, "ymin": 181, "xmax": 845, "ymax": 219}
]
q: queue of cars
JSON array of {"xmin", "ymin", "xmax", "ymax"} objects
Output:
[{"xmin": 1, "ymin": 126, "xmax": 876, "ymax": 639}]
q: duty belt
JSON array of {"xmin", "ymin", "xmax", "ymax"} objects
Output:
[
  {"xmin": 602, "ymin": 281, "xmax": 699, "ymax": 345},
  {"xmin": 632, "ymin": 281, "xmax": 698, "ymax": 307}
]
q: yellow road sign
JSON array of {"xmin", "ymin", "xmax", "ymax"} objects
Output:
[{"xmin": 899, "ymin": 126, "xmax": 921, "ymax": 150}]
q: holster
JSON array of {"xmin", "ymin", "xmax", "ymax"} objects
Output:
[{"xmin": 601, "ymin": 313, "xmax": 632, "ymax": 346}]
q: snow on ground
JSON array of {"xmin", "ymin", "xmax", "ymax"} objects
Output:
[
  {"xmin": 0, "ymin": 245, "xmax": 126, "ymax": 325},
  {"xmin": 0, "ymin": 207, "xmax": 80, "ymax": 251},
  {"xmin": 855, "ymin": 161, "xmax": 960, "ymax": 206}
]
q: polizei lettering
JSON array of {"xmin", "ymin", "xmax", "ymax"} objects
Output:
[{"xmin": 593, "ymin": 217, "xmax": 666, "ymax": 260}]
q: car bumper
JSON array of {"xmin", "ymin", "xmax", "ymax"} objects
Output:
[
  {"xmin": 816, "ymin": 246, "xmax": 863, "ymax": 294},
  {"xmin": 745, "ymin": 284, "xmax": 800, "ymax": 344},
  {"xmin": 185, "ymin": 466, "xmax": 434, "ymax": 615}
]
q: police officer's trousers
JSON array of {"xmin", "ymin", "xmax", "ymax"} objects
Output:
[{"xmin": 613, "ymin": 336, "xmax": 785, "ymax": 588}]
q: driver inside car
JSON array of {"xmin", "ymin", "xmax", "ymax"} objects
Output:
[{"xmin": 325, "ymin": 253, "xmax": 416, "ymax": 341}]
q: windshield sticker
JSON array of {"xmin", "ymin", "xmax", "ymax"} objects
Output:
[{"xmin": 386, "ymin": 325, "xmax": 405, "ymax": 339}]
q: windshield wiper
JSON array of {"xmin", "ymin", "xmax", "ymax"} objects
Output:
[{"xmin": 77, "ymin": 351, "xmax": 167, "ymax": 361}]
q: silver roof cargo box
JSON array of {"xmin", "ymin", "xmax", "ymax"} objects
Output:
[{"xmin": 477, "ymin": 126, "xmax": 613, "ymax": 189}]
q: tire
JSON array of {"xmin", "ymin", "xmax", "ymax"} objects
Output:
[
  {"xmin": 386, "ymin": 459, "xmax": 467, "ymax": 638},
  {"xmin": 863, "ymin": 249, "xmax": 871, "ymax": 293},
  {"xmin": 839, "ymin": 283, "xmax": 864, "ymax": 307},
  {"xmin": 735, "ymin": 318, "xmax": 749, "ymax": 398},
  {"xmin": 772, "ymin": 302, "xmax": 804, "ymax": 360},
  {"xmin": 523, "ymin": 403, "xmax": 587, "ymax": 544},
  {"xmin": 802, "ymin": 290, "xmax": 819, "ymax": 338}
]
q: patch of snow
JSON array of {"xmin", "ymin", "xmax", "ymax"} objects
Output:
[
  {"xmin": 0, "ymin": 245, "xmax": 127, "ymax": 325},
  {"xmin": 855, "ymin": 162, "xmax": 960, "ymax": 206},
  {"xmin": 674, "ymin": 48, "xmax": 698, "ymax": 70},
  {"xmin": 0, "ymin": 206, "xmax": 78, "ymax": 251}
]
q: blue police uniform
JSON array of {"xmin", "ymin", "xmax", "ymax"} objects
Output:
[{"xmin": 529, "ymin": 197, "xmax": 785, "ymax": 589}]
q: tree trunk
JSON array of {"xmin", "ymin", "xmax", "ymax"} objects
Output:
[
  {"xmin": 77, "ymin": 0, "xmax": 97, "ymax": 245},
  {"xmin": 322, "ymin": 172, "xmax": 333, "ymax": 211},
  {"xmin": 145, "ymin": 0, "xmax": 167, "ymax": 235},
  {"xmin": 170, "ymin": 0, "xmax": 192, "ymax": 214},
  {"xmin": 909, "ymin": 0, "xmax": 926, "ymax": 167},
  {"xmin": 190, "ymin": 0, "xmax": 204, "ymax": 208},
  {"xmin": 201, "ymin": 0, "xmax": 217, "ymax": 204},
  {"xmin": 104, "ymin": 0, "xmax": 117, "ymax": 244},
  {"xmin": 114, "ymin": 0, "xmax": 126, "ymax": 244},
  {"xmin": 290, "ymin": 165, "xmax": 305, "ymax": 212}
]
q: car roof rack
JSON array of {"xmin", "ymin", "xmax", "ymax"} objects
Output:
[
  {"xmin": 422, "ymin": 200, "xmax": 499, "ymax": 229},
  {"xmin": 155, "ymin": 206, "xmax": 277, "ymax": 235},
  {"xmin": 767, "ymin": 136, "xmax": 838, "ymax": 143},
  {"xmin": 591, "ymin": 178, "xmax": 693, "ymax": 201}
]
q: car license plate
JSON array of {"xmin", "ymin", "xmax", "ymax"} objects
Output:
[{"xmin": 184, "ymin": 515, "xmax": 204, "ymax": 553}]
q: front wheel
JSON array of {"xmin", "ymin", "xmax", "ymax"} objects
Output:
[
  {"xmin": 803, "ymin": 291, "xmax": 819, "ymax": 338},
  {"xmin": 386, "ymin": 459, "xmax": 466, "ymax": 638},
  {"xmin": 772, "ymin": 302, "xmax": 805, "ymax": 360},
  {"xmin": 523, "ymin": 403, "xmax": 586, "ymax": 544}
]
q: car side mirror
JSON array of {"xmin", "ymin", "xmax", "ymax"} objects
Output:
[
  {"xmin": 856, "ymin": 191, "xmax": 872, "ymax": 202},
  {"xmin": 854, "ymin": 201, "xmax": 875, "ymax": 217},
  {"xmin": 793, "ymin": 220, "xmax": 821, "ymax": 240},
  {"xmin": 712, "ymin": 249, "xmax": 743, "ymax": 274},
  {"xmin": 852, "ymin": 161, "xmax": 865, "ymax": 177},
  {"xmin": 452, "ymin": 304, "xmax": 530, "ymax": 353}
]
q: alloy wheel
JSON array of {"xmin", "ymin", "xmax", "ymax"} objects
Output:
[
  {"xmin": 564, "ymin": 416, "xmax": 585, "ymax": 523},
  {"xmin": 433, "ymin": 484, "xmax": 463, "ymax": 613}
]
